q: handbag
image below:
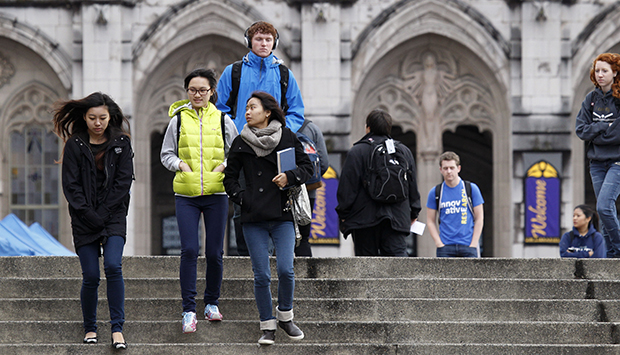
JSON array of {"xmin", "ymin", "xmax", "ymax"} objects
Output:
[{"xmin": 288, "ymin": 184, "xmax": 312, "ymax": 226}]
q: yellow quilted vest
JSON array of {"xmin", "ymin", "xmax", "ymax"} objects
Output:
[{"xmin": 173, "ymin": 104, "xmax": 225, "ymax": 196}]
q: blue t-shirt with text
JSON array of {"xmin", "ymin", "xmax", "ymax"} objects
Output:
[{"xmin": 426, "ymin": 180, "xmax": 484, "ymax": 246}]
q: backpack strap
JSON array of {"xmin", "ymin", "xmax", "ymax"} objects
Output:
[
  {"xmin": 176, "ymin": 111, "xmax": 181, "ymax": 149},
  {"xmin": 279, "ymin": 63, "xmax": 289, "ymax": 114},
  {"xmin": 434, "ymin": 183, "xmax": 443, "ymax": 224},
  {"xmin": 569, "ymin": 230, "xmax": 575, "ymax": 245},
  {"xmin": 225, "ymin": 60, "xmax": 243, "ymax": 118},
  {"xmin": 224, "ymin": 60, "xmax": 289, "ymax": 118},
  {"xmin": 464, "ymin": 180, "xmax": 474, "ymax": 214},
  {"xmin": 434, "ymin": 180, "xmax": 474, "ymax": 223},
  {"xmin": 299, "ymin": 119, "xmax": 311, "ymax": 132},
  {"xmin": 221, "ymin": 111, "xmax": 226, "ymax": 146}
]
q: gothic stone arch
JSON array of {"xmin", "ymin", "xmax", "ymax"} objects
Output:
[
  {"xmin": 352, "ymin": 1, "xmax": 511, "ymax": 257},
  {"xmin": 0, "ymin": 13, "xmax": 72, "ymax": 91}
]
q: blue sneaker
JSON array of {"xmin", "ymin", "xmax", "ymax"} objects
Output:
[
  {"xmin": 182, "ymin": 312, "xmax": 197, "ymax": 333},
  {"xmin": 205, "ymin": 304, "xmax": 222, "ymax": 321}
]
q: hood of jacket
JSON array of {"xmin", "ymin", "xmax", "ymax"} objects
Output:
[{"xmin": 572, "ymin": 224, "xmax": 598, "ymax": 239}]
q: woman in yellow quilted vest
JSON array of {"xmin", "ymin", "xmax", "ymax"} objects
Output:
[{"xmin": 160, "ymin": 68, "xmax": 238, "ymax": 333}]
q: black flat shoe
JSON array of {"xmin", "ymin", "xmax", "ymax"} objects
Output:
[
  {"xmin": 83, "ymin": 335, "xmax": 98, "ymax": 344},
  {"xmin": 112, "ymin": 340, "xmax": 127, "ymax": 350},
  {"xmin": 111, "ymin": 333, "xmax": 127, "ymax": 350}
]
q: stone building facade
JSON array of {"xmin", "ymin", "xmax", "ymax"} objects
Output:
[{"xmin": 0, "ymin": 0, "xmax": 618, "ymax": 257}]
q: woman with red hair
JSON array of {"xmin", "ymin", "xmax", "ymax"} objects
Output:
[{"xmin": 576, "ymin": 53, "xmax": 620, "ymax": 258}]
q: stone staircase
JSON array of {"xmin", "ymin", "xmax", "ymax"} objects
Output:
[{"xmin": 1, "ymin": 256, "xmax": 620, "ymax": 354}]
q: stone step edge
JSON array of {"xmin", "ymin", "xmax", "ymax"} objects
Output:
[
  {"xmin": 0, "ymin": 277, "xmax": 603, "ymax": 282},
  {"xmin": 1, "ymin": 320, "xmax": 616, "ymax": 325},
  {"xmin": 0, "ymin": 298, "xmax": 605, "ymax": 305},
  {"xmin": 0, "ymin": 343, "xmax": 618, "ymax": 348}
]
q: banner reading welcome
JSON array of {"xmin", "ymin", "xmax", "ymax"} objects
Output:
[
  {"xmin": 524, "ymin": 160, "xmax": 561, "ymax": 244},
  {"xmin": 309, "ymin": 167, "xmax": 340, "ymax": 245}
]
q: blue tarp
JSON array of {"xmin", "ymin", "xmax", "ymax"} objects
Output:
[{"xmin": 0, "ymin": 214, "xmax": 75, "ymax": 256}]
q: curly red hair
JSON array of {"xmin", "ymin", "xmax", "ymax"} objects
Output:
[
  {"xmin": 246, "ymin": 21, "xmax": 277, "ymax": 42},
  {"xmin": 590, "ymin": 53, "xmax": 620, "ymax": 99}
]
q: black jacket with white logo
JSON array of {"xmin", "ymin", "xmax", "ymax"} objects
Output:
[{"xmin": 61, "ymin": 132, "xmax": 134, "ymax": 250}]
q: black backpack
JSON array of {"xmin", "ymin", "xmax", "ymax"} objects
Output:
[
  {"xmin": 362, "ymin": 138, "xmax": 410, "ymax": 203},
  {"xmin": 434, "ymin": 180, "xmax": 473, "ymax": 224},
  {"xmin": 224, "ymin": 60, "xmax": 289, "ymax": 118}
]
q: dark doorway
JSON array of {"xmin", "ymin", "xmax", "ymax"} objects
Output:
[
  {"xmin": 391, "ymin": 126, "xmax": 418, "ymax": 256},
  {"xmin": 443, "ymin": 126, "xmax": 493, "ymax": 256},
  {"xmin": 151, "ymin": 131, "xmax": 177, "ymax": 255}
]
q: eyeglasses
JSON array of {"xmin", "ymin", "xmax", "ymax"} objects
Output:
[{"xmin": 187, "ymin": 87, "xmax": 211, "ymax": 96}]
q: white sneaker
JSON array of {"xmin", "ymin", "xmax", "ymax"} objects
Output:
[{"xmin": 182, "ymin": 312, "xmax": 197, "ymax": 333}]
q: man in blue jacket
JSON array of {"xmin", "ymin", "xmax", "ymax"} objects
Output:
[
  {"xmin": 216, "ymin": 21, "xmax": 305, "ymax": 134},
  {"xmin": 217, "ymin": 21, "xmax": 306, "ymax": 255}
]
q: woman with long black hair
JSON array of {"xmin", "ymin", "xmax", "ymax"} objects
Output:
[{"xmin": 53, "ymin": 92, "xmax": 133, "ymax": 349}]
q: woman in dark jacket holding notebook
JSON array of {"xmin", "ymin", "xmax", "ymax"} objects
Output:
[{"xmin": 224, "ymin": 91, "xmax": 312, "ymax": 345}]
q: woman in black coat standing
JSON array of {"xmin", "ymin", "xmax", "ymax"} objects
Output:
[
  {"xmin": 224, "ymin": 91, "xmax": 312, "ymax": 345},
  {"xmin": 53, "ymin": 92, "xmax": 133, "ymax": 349}
]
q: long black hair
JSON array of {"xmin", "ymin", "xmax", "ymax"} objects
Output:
[
  {"xmin": 52, "ymin": 92, "xmax": 130, "ymax": 167},
  {"xmin": 53, "ymin": 92, "xmax": 130, "ymax": 141},
  {"xmin": 575, "ymin": 204, "xmax": 599, "ymax": 231},
  {"xmin": 247, "ymin": 91, "xmax": 286, "ymax": 126}
]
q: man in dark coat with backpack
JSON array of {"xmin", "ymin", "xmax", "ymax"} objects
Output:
[{"xmin": 336, "ymin": 109, "xmax": 421, "ymax": 256}]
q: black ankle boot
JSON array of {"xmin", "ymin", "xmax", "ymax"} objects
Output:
[
  {"xmin": 278, "ymin": 320, "xmax": 304, "ymax": 340},
  {"xmin": 258, "ymin": 330, "xmax": 275, "ymax": 345}
]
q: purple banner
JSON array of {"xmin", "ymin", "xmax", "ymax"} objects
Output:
[
  {"xmin": 309, "ymin": 169, "xmax": 340, "ymax": 245},
  {"xmin": 524, "ymin": 161, "xmax": 561, "ymax": 244}
]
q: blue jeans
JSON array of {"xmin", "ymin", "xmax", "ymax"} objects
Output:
[
  {"xmin": 76, "ymin": 236, "xmax": 125, "ymax": 334},
  {"xmin": 176, "ymin": 194, "xmax": 228, "ymax": 313},
  {"xmin": 243, "ymin": 221, "xmax": 296, "ymax": 322},
  {"xmin": 590, "ymin": 160, "xmax": 620, "ymax": 257},
  {"xmin": 436, "ymin": 244, "xmax": 478, "ymax": 258}
]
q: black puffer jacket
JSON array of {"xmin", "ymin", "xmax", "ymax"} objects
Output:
[
  {"xmin": 336, "ymin": 133, "xmax": 421, "ymax": 237},
  {"xmin": 224, "ymin": 127, "xmax": 312, "ymax": 223},
  {"xmin": 61, "ymin": 132, "xmax": 134, "ymax": 250}
]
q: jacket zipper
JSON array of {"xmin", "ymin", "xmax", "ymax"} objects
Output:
[{"xmin": 199, "ymin": 109, "xmax": 204, "ymax": 195}]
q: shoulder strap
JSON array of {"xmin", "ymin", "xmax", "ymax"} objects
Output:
[
  {"xmin": 279, "ymin": 63, "xmax": 289, "ymax": 114},
  {"xmin": 225, "ymin": 60, "xmax": 243, "ymax": 118},
  {"xmin": 176, "ymin": 112, "xmax": 181, "ymax": 149},
  {"xmin": 569, "ymin": 230, "xmax": 575, "ymax": 244},
  {"xmin": 434, "ymin": 183, "xmax": 442, "ymax": 207},
  {"xmin": 299, "ymin": 119, "xmax": 311, "ymax": 132},
  {"xmin": 464, "ymin": 180, "xmax": 473, "ymax": 214},
  {"xmin": 434, "ymin": 183, "xmax": 443, "ymax": 224},
  {"xmin": 221, "ymin": 111, "xmax": 226, "ymax": 145}
]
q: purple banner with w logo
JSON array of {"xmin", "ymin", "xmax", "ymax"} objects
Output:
[{"xmin": 524, "ymin": 161, "xmax": 561, "ymax": 244}]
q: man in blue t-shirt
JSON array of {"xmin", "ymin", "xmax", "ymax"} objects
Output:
[{"xmin": 426, "ymin": 151, "xmax": 484, "ymax": 257}]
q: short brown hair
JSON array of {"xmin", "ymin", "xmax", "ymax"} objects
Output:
[
  {"xmin": 439, "ymin": 151, "xmax": 460, "ymax": 167},
  {"xmin": 246, "ymin": 21, "xmax": 277, "ymax": 42}
]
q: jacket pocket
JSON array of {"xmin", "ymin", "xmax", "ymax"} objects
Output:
[{"xmin": 173, "ymin": 172, "xmax": 202, "ymax": 196}]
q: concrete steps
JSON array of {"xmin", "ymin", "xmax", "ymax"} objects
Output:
[{"xmin": 1, "ymin": 256, "xmax": 620, "ymax": 354}]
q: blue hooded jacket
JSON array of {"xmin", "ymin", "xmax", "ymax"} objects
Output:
[
  {"xmin": 216, "ymin": 51, "xmax": 305, "ymax": 134},
  {"xmin": 559, "ymin": 224, "xmax": 606, "ymax": 258}
]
